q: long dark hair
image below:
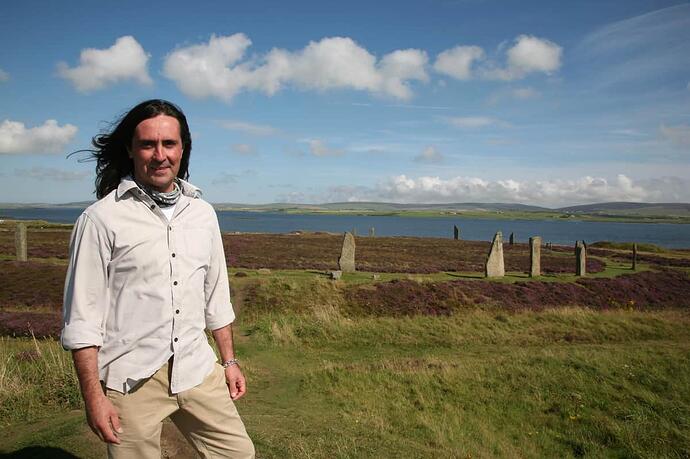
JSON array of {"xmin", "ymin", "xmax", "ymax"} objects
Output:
[{"xmin": 89, "ymin": 99, "xmax": 192, "ymax": 199}]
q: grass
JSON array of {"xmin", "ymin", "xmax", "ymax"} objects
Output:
[
  {"xmin": 240, "ymin": 307, "xmax": 690, "ymax": 458},
  {"xmin": 1, "ymin": 227, "xmax": 689, "ymax": 457},
  {"xmin": 0, "ymin": 335, "xmax": 81, "ymax": 426},
  {"xmin": 4, "ymin": 308, "xmax": 687, "ymax": 458},
  {"xmin": 0, "ymin": 308, "xmax": 690, "ymax": 458},
  {"xmin": 590, "ymin": 241, "xmax": 667, "ymax": 253}
]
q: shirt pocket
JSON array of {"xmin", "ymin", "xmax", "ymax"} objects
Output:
[
  {"xmin": 182, "ymin": 228, "xmax": 213, "ymax": 269},
  {"xmin": 112, "ymin": 227, "xmax": 161, "ymax": 264}
]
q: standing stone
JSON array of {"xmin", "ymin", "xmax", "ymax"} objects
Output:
[
  {"xmin": 509, "ymin": 232, "xmax": 515, "ymax": 245},
  {"xmin": 352, "ymin": 228, "xmax": 357, "ymax": 237},
  {"xmin": 338, "ymin": 232, "xmax": 356, "ymax": 273},
  {"xmin": 453, "ymin": 225, "xmax": 460, "ymax": 240},
  {"xmin": 484, "ymin": 231, "xmax": 505, "ymax": 278},
  {"xmin": 15, "ymin": 222, "xmax": 28, "ymax": 262},
  {"xmin": 575, "ymin": 240, "xmax": 586, "ymax": 276},
  {"xmin": 632, "ymin": 243, "xmax": 638, "ymax": 271},
  {"xmin": 369, "ymin": 227, "xmax": 375, "ymax": 237},
  {"xmin": 529, "ymin": 236, "xmax": 542, "ymax": 277}
]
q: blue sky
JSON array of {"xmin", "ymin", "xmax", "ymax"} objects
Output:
[{"xmin": 1, "ymin": 0, "xmax": 689, "ymax": 207}]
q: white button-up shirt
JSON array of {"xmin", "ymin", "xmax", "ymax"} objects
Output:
[{"xmin": 61, "ymin": 178, "xmax": 235, "ymax": 394}]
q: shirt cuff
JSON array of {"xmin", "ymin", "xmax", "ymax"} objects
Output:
[
  {"xmin": 60, "ymin": 322, "xmax": 104, "ymax": 350},
  {"xmin": 205, "ymin": 305, "xmax": 235, "ymax": 331}
]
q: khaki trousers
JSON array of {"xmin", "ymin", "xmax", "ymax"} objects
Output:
[{"xmin": 105, "ymin": 361, "xmax": 255, "ymax": 459}]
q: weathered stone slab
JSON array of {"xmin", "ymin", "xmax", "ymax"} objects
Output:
[
  {"xmin": 338, "ymin": 232, "xmax": 356, "ymax": 272},
  {"xmin": 453, "ymin": 225, "xmax": 460, "ymax": 240},
  {"xmin": 369, "ymin": 227, "xmax": 375, "ymax": 237},
  {"xmin": 576, "ymin": 240, "xmax": 586, "ymax": 276},
  {"xmin": 329, "ymin": 270, "xmax": 342, "ymax": 280},
  {"xmin": 529, "ymin": 236, "xmax": 541, "ymax": 277},
  {"xmin": 485, "ymin": 231, "xmax": 505, "ymax": 278},
  {"xmin": 509, "ymin": 232, "xmax": 515, "ymax": 245},
  {"xmin": 15, "ymin": 223, "xmax": 27, "ymax": 262},
  {"xmin": 632, "ymin": 243, "xmax": 638, "ymax": 271}
]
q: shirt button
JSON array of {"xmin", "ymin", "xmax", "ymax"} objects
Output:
[
  {"xmin": 175, "ymin": 309, "xmax": 180, "ymax": 314},
  {"xmin": 174, "ymin": 337, "xmax": 178, "ymax": 342},
  {"xmin": 171, "ymin": 253, "xmax": 176, "ymax": 258},
  {"xmin": 173, "ymin": 281, "xmax": 178, "ymax": 286}
]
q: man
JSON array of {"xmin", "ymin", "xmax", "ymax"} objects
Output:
[{"xmin": 61, "ymin": 99, "xmax": 255, "ymax": 458}]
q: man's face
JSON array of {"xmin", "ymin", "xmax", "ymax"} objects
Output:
[{"xmin": 129, "ymin": 115, "xmax": 183, "ymax": 193}]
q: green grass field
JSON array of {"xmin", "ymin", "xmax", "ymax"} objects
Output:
[
  {"xmin": 1, "ymin": 226, "xmax": 689, "ymax": 458},
  {"xmin": 1, "ymin": 299, "xmax": 689, "ymax": 457}
]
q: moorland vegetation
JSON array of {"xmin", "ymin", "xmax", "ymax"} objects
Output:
[{"xmin": 0, "ymin": 221, "xmax": 688, "ymax": 458}]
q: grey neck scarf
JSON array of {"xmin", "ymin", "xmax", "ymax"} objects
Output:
[{"xmin": 135, "ymin": 178, "xmax": 182, "ymax": 207}]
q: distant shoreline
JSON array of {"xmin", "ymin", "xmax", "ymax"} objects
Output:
[
  {"xmin": 2, "ymin": 204, "xmax": 689, "ymax": 225},
  {"xmin": 219, "ymin": 208, "xmax": 690, "ymax": 225}
]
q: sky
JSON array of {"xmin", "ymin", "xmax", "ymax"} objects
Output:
[{"xmin": 1, "ymin": 0, "xmax": 689, "ymax": 207}]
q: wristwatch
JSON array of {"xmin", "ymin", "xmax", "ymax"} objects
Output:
[{"xmin": 221, "ymin": 358, "xmax": 239, "ymax": 368}]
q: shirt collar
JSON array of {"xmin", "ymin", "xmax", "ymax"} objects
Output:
[{"xmin": 116, "ymin": 176, "xmax": 203, "ymax": 199}]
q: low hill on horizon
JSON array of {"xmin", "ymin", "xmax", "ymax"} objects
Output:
[
  {"xmin": 214, "ymin": 201, "xmax": 690, "ymax": 215},
  {"xmin": 558, "ymin": 202, "xmax": 690, "ymax": 216},
  {"xmin": 214, "ymin": 201, "xmax": 550, "ymax": 212},
  {"xmin": 2, "ymin": 200, "xmax": 690, "ymax": 218}
]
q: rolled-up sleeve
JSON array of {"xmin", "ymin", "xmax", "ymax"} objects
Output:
[
  {"xmin": 203, "ymin": 212, "xmax": 235, "ymax": 331},
  {"xmin": 61, "ymin": 213, "xmax": 111, "ymax": 350}
]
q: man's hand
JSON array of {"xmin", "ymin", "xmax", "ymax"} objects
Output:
[
  {"xmin": 224, "ymin": 364, "xmax": 247, "ymax": 400},
  {"xmin": 84, "ymin": 393, "xmax": 122, "ymax": 444},
  {"xmin": 212, "ymin": 324, "xmax": 248, "ymax": 400},
  {"xmin": 71, "ymin": 346, "xmax": 122, "ymax": 444}
]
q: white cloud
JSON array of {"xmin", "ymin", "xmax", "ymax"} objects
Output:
[
  {"xmin": 506, "ymin": 35, "xmax": 562, "ymax": 74},
  {"xmin": 308, "ymin": 139, "xmax": 344, "ymax": 157},
  {"xmin": 164, "ymin": 34, "xmax": 252, "ymax": 101},
  {"xmin": 433, "ymin": 46, "xmax": 484, "ymax": 80},
  {"xmin": 321, "ymin": 174, "xmax": 689, "ymax": 207},
  {"xmin": 445, "ymin": 116, "xmax": 497, "ymax": 129},
  {"xmin": 163, "ymin": 34, "xmax": 428, "ymax": 101},
  {"xmin": 0, "ymin": 119, "xmax": 78, "ymax": 154},
  {"xmin": 0, "ymin": 68, "xmax": 9, "ymax": 82},
  {"xmin": 231, "ymin": 143, "xmax": 257, "ymax": 155},
  {"xmin": 414, "ymin": 146, "xmax": 444, "ymax": 163},
  {"xmin": 15, "ymin": 167, "xmax": 89, "ymax": 182},
  {"xmin": 660, "ymin": 124, "xmax": 690, "ymax": 147},
  {"xmin": 57, "ymin": 36, "xmax": 152, "ymax": 92},
  {"xmin": 219, "ymin": 120, "xmax": 279, "ymax": 136},
  {"xmin": 377, "ymin": 48, "xmax": 430, "ymax": 99},
  {"xmin": 483, "ymin": 35, "xmax": 562, "ymax": 81},
  {"xmin": 436, "ymin": 35, "xmax": 562, "ymax": 82}
]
